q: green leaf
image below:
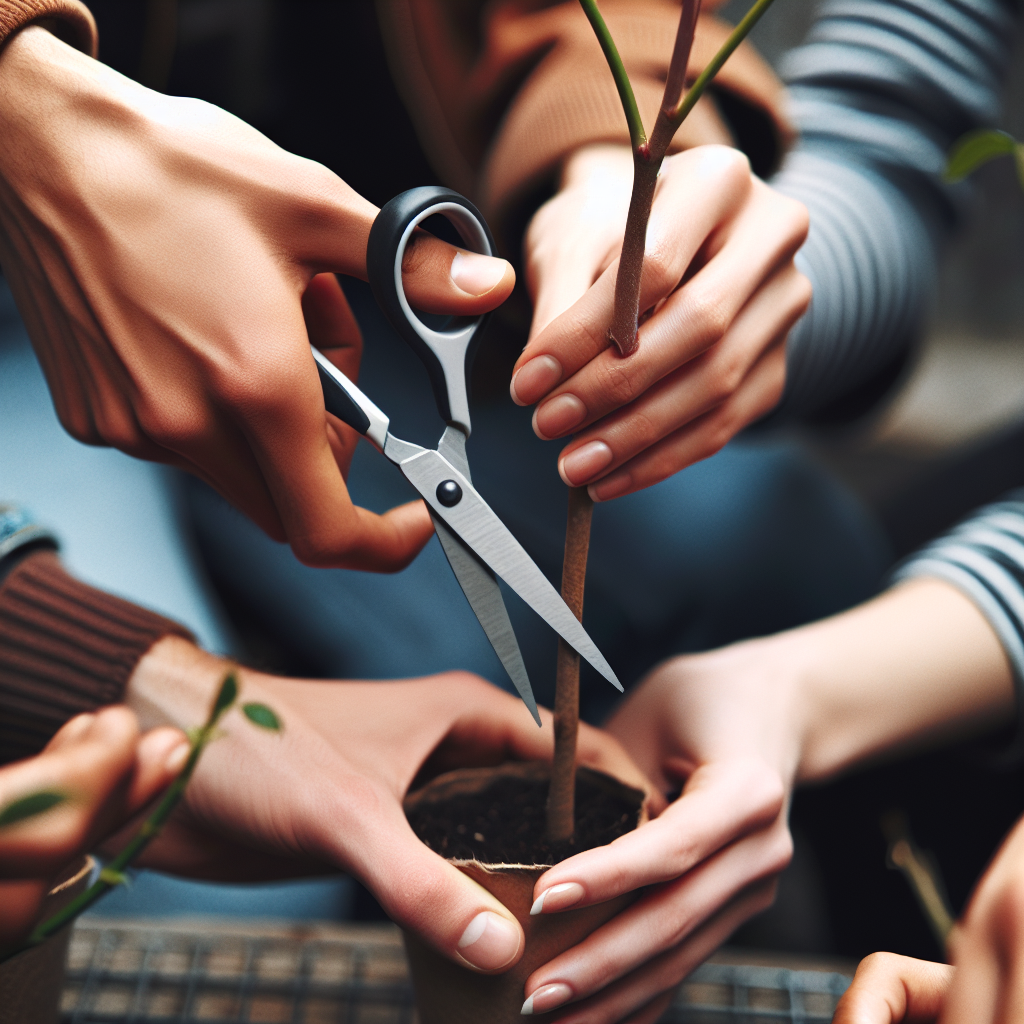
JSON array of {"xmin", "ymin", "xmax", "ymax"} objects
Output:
[
  {"xmin": 98, "ymin": 868, "xmax": 130, "ymax": 887},
  {"xmin": 212, "ymin": 671, "xmax": 238, "ymax": 717},
  {"xmin": 945, "ymin": 129, "xmax": 1018, "ymax": 182},
  {"xmin": 0, "ymin": 790, "xmax": 67, "ymax": 828},
  {"xmin": 242, "ymin": 703, "xmax": 281, "ymax": 731}
]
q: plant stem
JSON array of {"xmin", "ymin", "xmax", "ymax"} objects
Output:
[
  {"xmin": 546, "ymin": 487, "xmax": 593, "ymax": 843},
  {"xmin": 670, "ymin": 0, "xmax": 779, "ymax": 126},
  {"xmin": 578, "ymin": 0, "xmax": 647, "ymax": 153},
  {"xmin": 606, "ymin": 0, "xmax": 699, "ymax": 354},
  {"xmin": 1, "ymin": 672, "xmax": 239, "ymax": 963}
]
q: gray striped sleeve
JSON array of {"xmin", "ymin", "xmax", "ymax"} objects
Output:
[
  {"xmin": 770, "ymin": 0, "xmax": 1019, "ymax": 418},
  {"xmin": 892, "ymin": 493, "xmax": 1024, "ymax": 758}
]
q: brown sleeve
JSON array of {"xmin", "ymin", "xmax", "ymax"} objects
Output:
[
  {"xmin": 0, "ymin": 551, "xmax": 194, "ymax": 765},
  {"xmin": 0, "ymin": 0, "xmax": 96, "ymax": 56},
  {"xmin": 376, "ymin": 0, "xmax": 792, "ymax": 252}
]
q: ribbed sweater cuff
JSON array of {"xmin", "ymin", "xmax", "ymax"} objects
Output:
[
  {"xmin": 0, "ymin": 551, "xmax": 194, "ymax": 765},
  {"xmin": 0, "ymin": 0, "xmax": 97, "ymax": 56}
]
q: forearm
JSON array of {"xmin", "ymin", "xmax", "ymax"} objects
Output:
[{"xmin": 785, "ymin": 577, "xmax": 1015, "ymax": 783}]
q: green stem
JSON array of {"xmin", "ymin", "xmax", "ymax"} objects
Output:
[
  {"xmin": 578, "ymin": 0, "xmax": 647, "ymax": 152},
  {"xmin": 670, "ymin": 0, "xmax": 780, "ymax": 126},
  {"xmin": 1, "ymin": 672, "xmax": 239, "ymax": 963}
]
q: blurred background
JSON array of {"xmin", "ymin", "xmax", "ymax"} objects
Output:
[{"xmin": 17, "ymin": 0, "xmax": 1024, "ymax": 970}]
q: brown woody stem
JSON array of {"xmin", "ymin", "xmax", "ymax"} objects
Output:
[
  {"xmin": 546, "ymin": 486, "xmax": 594, "ymax": 842},
  {"xmin": 607, "ymin": 1, "xmax": 699, "ymax": 355}
]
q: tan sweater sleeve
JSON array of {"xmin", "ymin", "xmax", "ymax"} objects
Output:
[
  {"xmin": 0, "ymin": 0, "xmax": 96, "ymax": 56},
  {"xmin": 0, "ymin": 551, "xmax": 194, "ymax": 765},
  {"xmin": 376, "ymin": 0, "xmax": 791, "ymax": 252}
]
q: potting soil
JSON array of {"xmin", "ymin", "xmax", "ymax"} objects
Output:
[{"xmin": 406, "ymin": 767, "xmax": 644, "ymax": 865}]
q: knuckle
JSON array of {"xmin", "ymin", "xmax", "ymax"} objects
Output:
[
  {"xmin": 687, "ymin": 289, "xmax": 731, "ymax": 351},
  {"xmin": 598, "ymin": 358, "xmax": 642, "ymax": 408},
  {"xmin": 793, "ymin": 270, "xmax": 813, "ymax": 313},
  {"xmin": 783, "ymin": 196, "xmax": 811, "ymax": 244},
  {"xmin": 641, "ymin": 247, "xmax": 678, "ymax": 298}
]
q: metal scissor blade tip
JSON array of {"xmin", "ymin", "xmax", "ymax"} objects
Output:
[{"xmin": 430, "ymin": 513, "xmax": 542, "ymax": 726}]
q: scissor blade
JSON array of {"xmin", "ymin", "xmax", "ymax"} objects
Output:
[
  {"xmin": 393, "ymin": 446, "xmax": 622, "ymax": 692},
  {"xmin": 431, "ymin": 512, "xmax": 541, "ymax": 725}
]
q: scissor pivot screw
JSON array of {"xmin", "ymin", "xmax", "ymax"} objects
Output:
[{"xmin": 436, "ymin": 480, "xmax": 463, "ymax": 507}]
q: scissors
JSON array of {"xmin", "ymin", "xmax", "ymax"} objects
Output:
[{"xmin": 312, "ymin": 186, "xmax": 621, "ymax": 725}]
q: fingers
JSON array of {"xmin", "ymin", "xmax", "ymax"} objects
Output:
[
  {"xmin": 221, "ymin": 308, "xmax": 433, "ymax": 569},
  {"xmin": 533, "ymin": 236, "xmax": 806, "ymax": 457},
  {"xmin": 331, "ymin": 793, "xmax": 525, "ymax": 974},
  {"xmin": 548, "ymin": 259, "xmax": 806, "ymax": 480},
  {"xmin": 532, "ymin": 760, "xmax": 784, "ymax": 912},
  {"xmin": 525, "ymin": 817, "xmax": 790, "ymax": 1006},
  {"xmin": 832, "ymin": 953, "xmax": 953, "ymax": 1024},
  {"xmin": 129, "ymin": 726, "xmax": 190, "ymax": 811},
  {"xmin": 528, "ymin": 877, "xmax": 777, "ymax": 1023},
  {"xmin": 585, "ymin": 337, "xmax": 788, "ymax": 500},
  {"xmin": 0, "ymin": 707, "xmax": 140, "ymax": 876},
  {"xmin": 303, "ymin": 272, "xmax": 365, "ymax": 478},
  {"xmin": 513, "ymin": 146, "xmax": 756, "ymax": 407},
  {"xmin": 526, "ymin": 144, "xmax": 634, "ymax": 339}
]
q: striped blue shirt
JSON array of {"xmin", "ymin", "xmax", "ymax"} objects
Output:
[{"xmin": 773, "ymin": 0, "xmax": 1020, "ymax": 417}]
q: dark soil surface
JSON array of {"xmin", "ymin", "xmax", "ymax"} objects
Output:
[{"xmin": 406, "ymin": 766, "xmax": 644, "ymax": 866}]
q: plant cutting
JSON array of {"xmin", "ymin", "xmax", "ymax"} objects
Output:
[
  {"xmin": 0, "ymin": 670, "xmax": 279, "ymax": 963},
  {"xmin": 401, "ymin": 1, "xmax": 785, "ymax": 1020}
]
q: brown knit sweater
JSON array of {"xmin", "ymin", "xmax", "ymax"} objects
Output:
[{"xmin": 0, "ymin": 550, "xmax": 192, "ymax": 765}]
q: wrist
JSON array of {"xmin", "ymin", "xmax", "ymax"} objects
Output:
[{"xmin": 125, "ymin": 636, "xmax": 236, "ymax": 733}]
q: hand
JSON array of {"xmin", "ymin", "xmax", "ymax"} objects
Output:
[
  {"xmin": 0, "ymin": 27, "xmax": 514, "ymax": 570},
  {"xmin": 0, "ymin": 707, "xmax": 186, "ymax": 946},
  {"xmin": 832, "ymin": 953, "xmax": 952, "ymax": 1023},
  {"xmin": 513, "ymin": 143, "xmax": 810, "ymax": 501},
  {"xmin": 834, "ymin": 812, "xmax": 1024, "ymax": 1023},
  {"xmin": 121, "ymin": 636, "xmax": 654, "ymax": 975},
  {"xmin": 520, "ymin": 644, "xmax": 794, "ymax": 1023},
  {"xmin": 518, "ymin": 578, "xmax": 1016, "ymax": 1023}
]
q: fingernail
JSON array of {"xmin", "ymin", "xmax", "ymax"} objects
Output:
[
  {"xmin": 590, "ymin": 470, "xmax": 631, "ymax": 502},
  {"xmin": 165, "ymin": 741, "xmax": 190, "ymax": 774},
  {"xmin": 457, "ymin": 911, "xmax": 521, "ymax": 971},
  {"xmin": 451, "ymin": 251, "xmax": 507, "ymax": 296},
  {"xmin": 521, "ymin": 983, "xmax": 573, "ymax": 1015},
  {"xmin": 511, "ymin": 355, "xmax": 562, "ymax": 405},
  {"xmin": 530, "ymin": 882, "xmax": 584, "ymax": 916},
  {"xmin": 534, "ymin": 394, "xmax": 586, "ymax": 439},
  {"xmin": 559, "ymin": 441, "xmax": 613, "ymax": 486}
]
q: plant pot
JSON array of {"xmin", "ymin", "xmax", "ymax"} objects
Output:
[
  {"xmin": 0, "ymin": 856, "xmax": 94, "ymax": 1024},
  {"xmin": 403, "ymin": 762, "xmax": 646, "ymax": 1023}
]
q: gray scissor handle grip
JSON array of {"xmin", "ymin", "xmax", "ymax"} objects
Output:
[
  {"xmin": 312, "ymin": 348, "xmax": 390, "ymax": 451},
  {"xmin": 367, "ymin": 187, "xmax": 496, "ymax": 436}
]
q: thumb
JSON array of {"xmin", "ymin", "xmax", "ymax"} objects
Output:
[
  {"xmin": 362, "ymin": 811, "xmax": 524, "ymax": 974},
  {"xmin": 401, "ymin": 230, "xmax": 515, "ymax": 316}
]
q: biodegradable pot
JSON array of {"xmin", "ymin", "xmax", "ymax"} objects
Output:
[
  {"xmin": 403, "ymin": 762, "xmax": 646, "ymax": 1023},
  {"xmin": 0, "ymin": 856, "xmax": 94, "ymax": 1024}
]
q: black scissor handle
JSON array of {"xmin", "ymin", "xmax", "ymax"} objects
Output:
[{"xmin": 367, "ymin": 187, "xmax": 496, "ymax": 435}]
